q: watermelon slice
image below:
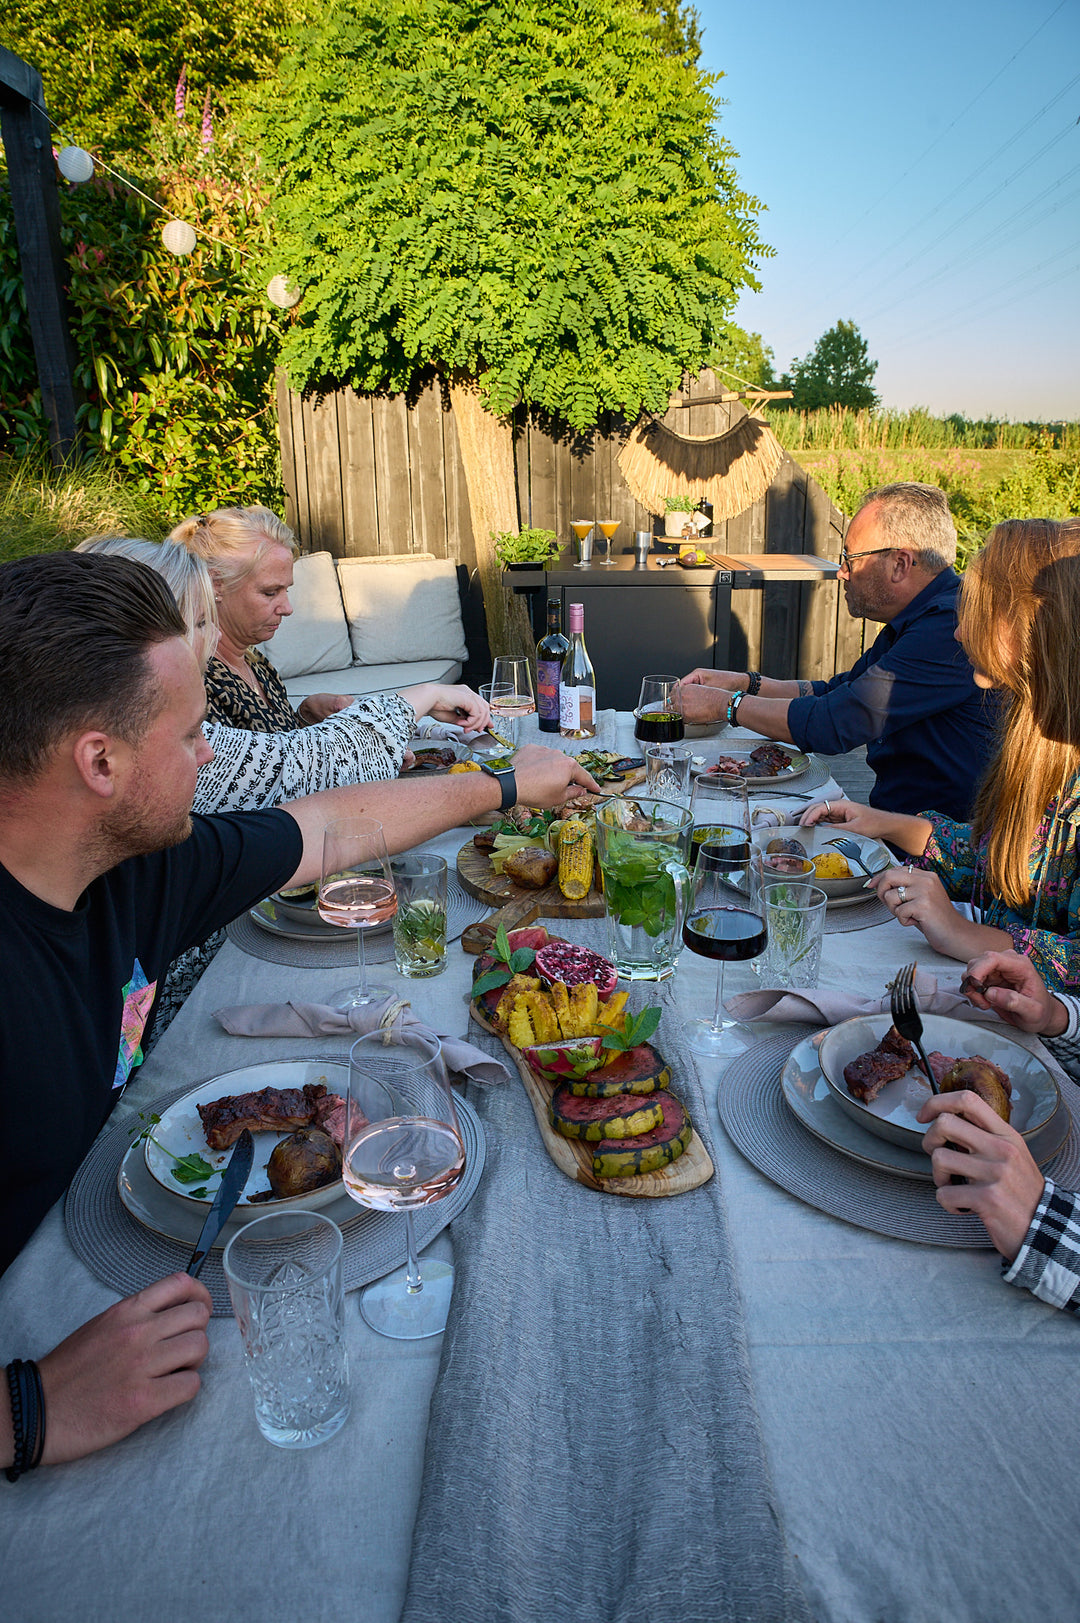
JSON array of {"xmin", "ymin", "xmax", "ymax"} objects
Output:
[
  {"xmin": 591, "ymin": 1091, "xmax": 693, "ymax": 1178},
  {"xmin": 565, "ymin": 1043, "xmax": 671, "ymax": 1098},
  {"xmin": 548, "ymin": 1085, "xmax": 663, "ymax": 1142}
]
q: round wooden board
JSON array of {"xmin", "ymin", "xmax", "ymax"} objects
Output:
[
  {"xmin": 470, "ymin": 1001, "xmax": 713, "ymax": 1198},
  {"xmin": 457, "ymin": 840, "xmax": 604, "ymax": 919}
]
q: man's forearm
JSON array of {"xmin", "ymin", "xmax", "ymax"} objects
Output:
[
  {"xmin": 727, "ymin": 695, "xmax": 794, "ymax": 744},
  {"xmin": 283, "ymin": 774, "xmax": 503, "ymax": 883}
]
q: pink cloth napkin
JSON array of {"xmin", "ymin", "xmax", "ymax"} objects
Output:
[
  {"xmin": 725, "ymin": 969, "xmax": 1001, "ymax": 1027},
  {"xmin": 213, "ymin": 995, "xmax": 512, "ymax": 1087}
]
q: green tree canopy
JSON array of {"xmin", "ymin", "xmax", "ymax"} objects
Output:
[
  {"xmin": 256, "ymin": 0, "xmax": 768, "ymax": 432},
  {"xmin": 785, "ymin": 319, "xmax": 879, "ymax": 412}
]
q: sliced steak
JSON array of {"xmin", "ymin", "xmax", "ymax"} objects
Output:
[
  {"xmin": 843, "ymin": 1027, "xmax": 916, "ymax": 1103},
  {"xmin": 197, "ymin": 1082, "xmax": 327, "ymax": 1150}
]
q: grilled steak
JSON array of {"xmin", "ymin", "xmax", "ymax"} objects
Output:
[
  {"xmin": 198, "ymin": 1082, "xmax": 329, "ymax": 1150},
  {"xmin": 844, "ymin": 1027, "xmax": 916, "ymax": 1103},
  {"xmin": 748, "ymin": 743, "xmax": 792, "ymax": 776}
]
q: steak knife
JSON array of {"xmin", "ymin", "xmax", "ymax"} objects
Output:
[{"xmin": 186, "ymin": 1129, "xmax": 255, "ymax": 1278}]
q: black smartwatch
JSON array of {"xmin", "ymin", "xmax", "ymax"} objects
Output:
[{"xmin": 480, "ymin": 760, "xmax": 517, "ymax": 811}]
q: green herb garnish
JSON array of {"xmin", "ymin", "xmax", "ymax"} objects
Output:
[
  {"xmin": 601, "ymin": 1006, "xmax": 662, "ymax": 1053},
  {"xmin": 472, "ymin": 922, "xmax": 537, "ymax": 997}
]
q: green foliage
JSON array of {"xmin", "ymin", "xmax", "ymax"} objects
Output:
[
  {"xmin": 256, "ymin": 0, "xmax": 767, "ymax": 431},
  {"xmin": 0, "ymin": 452, "xmax": 172, "ymax": 562},
  {"xmin": 770, "ymin": 405, "xmax": 1079, "ymax": 453},
  {"xmin": 0, "ymin": 116, "xmax": 285, "ymax": 513},
  {"xmin": 711, "ymin": 328, "xmax": 783, "ymax": 392},
  {"xmin": 1, "ymin": 0, "xmax": 290, "ymax": 158},
  {"xmin": 636, "ymin": 0, "xmax": 702, "ymax": 64},
  {"xmin": 492, "ymin": 527, "xmax": 559, "ymax": 565},
  {"xmin": 781, "ymin": 320, "xmax": 879, "ymax": 412}
]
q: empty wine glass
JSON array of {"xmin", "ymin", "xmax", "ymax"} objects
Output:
[
  {"xmin": 319, "ymin": 817, "xmax": 397, "ymax": 1009},
  {"xmin": 596, "ymin": 518, "xmax": 620, "ymax": 565},
  {"xmin": 344, "ymin": 1030, "xmax": 465, "ymax": 1339},
  {"xmin": 490, "ymin": 655, "xmax": 537, "ymax": 748}
]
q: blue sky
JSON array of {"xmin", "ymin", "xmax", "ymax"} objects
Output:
[{"xmin": 697, "ymin": 0, "xmax": 1080, "ymax": 420}]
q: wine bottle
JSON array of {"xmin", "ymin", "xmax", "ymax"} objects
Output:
[
  {"xmin": 694, "ymin": 498, "xmax": 714, "ymax": 538},
  {"xmin": 559, "ymin": 602, "xmax": 596, "ymax": 739},
  {"xmin": 536, "ymin": 598, "xmax": 569, "ymax": 733}
]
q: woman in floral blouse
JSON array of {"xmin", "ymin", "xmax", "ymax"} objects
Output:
[{"xmin": 802, "ymin": 516, "xmax": 1080, "ymax": 988}]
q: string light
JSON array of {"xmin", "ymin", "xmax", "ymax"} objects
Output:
[
  {"xmin": 57, "ymin": 146, "xmax": 94, "ymax": 183},
  {"xmin": 266, "ymin": 275, "xmax": 300, "ymax": 309},
  {"xmin": 161, "ymin": 219, "xmax": 197, "ymax": 256}
]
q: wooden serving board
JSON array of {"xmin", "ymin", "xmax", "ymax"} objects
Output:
[
  {"xmin": 457, "ymin": 841, "xmax": 605, "ymax": 920},
  {"xmin": 470, "ymin": 1001, "xmax": 713, "ymax": 1198}
]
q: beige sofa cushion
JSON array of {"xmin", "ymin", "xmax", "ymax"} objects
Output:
[
  {"xmin": 257, "ymin": 550, "xmax": 353, "ymax": 679},
  {"xmin": 337, "ymin": 555, "xmax": 469, "ymax": 667}
]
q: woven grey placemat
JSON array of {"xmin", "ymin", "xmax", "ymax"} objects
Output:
[
  {"xmin": 226, "ymin": 883, "xmax": 489, "ymax": 968},
  {"xmin": 825, "ymin": 894, "xmax": 894, "ymax": 933},
  {"xmin": 66, "ymin": 1070, "xmax": 486, "ymax": 1316},
  {"xmin": 718, "ymin": 1026, "xmax": 1080, "ymax": 1248}
]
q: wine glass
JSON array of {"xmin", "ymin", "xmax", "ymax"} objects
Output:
[
  {"xmin": 570, "ymin": 519, "xmax": 594, "ymax": 567},
  {"xmin": 344, "ymin": 1030, "xmax": 464, "ymax": 1339},
  {"xmin": 633, "ymin": 674, "xmax": 685, "ymax": 745},
  {"xmin": 681, "ymin": 776, "xmax": 762, "ymax": 1055},
  {"xmin": 481, "ymin": 681, "xmax": 521, "ymax": 752},
  {"xmin": 319, "ymin": 817, "xmax": 398, "ymax": 1009},
  {"xmin": 490, "ymin": 655, "xmax": 537, "ymax": 748},
  {"xmin": 689, "ymin": 771, "xmax": 748, "ymax": 867},
  {"xmin": 596, "ymin": 518, "xmax": 620, "ymax": 565}
]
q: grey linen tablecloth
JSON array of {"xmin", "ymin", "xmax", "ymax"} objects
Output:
[{"xmin": 401, "ymin": 920, "xmax": 810, "ymax": 1623}]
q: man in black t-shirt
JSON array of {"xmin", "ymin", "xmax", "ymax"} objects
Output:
[{"xmin": 0, "ymin": 551, "xmax": 597, "ymax": 1475}]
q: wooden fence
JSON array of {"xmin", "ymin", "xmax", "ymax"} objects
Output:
[{"xmin": 278, "ymin": 368, "xmax": 867, "ymax": 681}]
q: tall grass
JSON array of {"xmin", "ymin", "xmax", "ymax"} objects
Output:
[
  {"xmin": 0, "ymin": 455, "xmax": 172, "ymax": 563},
  {"xmin": 768, "ymin": 406, "xmax": 1080, "ymax": 455}
]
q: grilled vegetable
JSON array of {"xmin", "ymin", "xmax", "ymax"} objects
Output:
[
  {"xmin": 502, "ymin": 847, "xmax": 558, "ymax": 889},
  {"xmin": 548, "ymin": 1085, "xmax": 664, "ymax": 1141},
  {"xmin": 557, "ymin": 818, "xmax": 594, "ymax": 900},
  {"xmin": 591, "ymin": 1092, "xmax": 692, "ymax": 1177}
]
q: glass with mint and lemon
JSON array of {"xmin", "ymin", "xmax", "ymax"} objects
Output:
[
  {"xmin": 595, "ymin": 796, "xmax": 693, "ymax": 980},
  {"xmin": 391, "ymin": 852, "xmax": 449, "ymax": 978}
]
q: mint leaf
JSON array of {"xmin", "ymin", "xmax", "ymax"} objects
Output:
[
  {"xmin": 600, "ymin": 1005, "xmax": 662, "ymax": 1053},
  {"xmin": 494, "ymin": 923, "xmax": 512, "ymax": 965},
  {"xmin": 472, "ymin": 965, "xmax": 512, "ymax": 997},
  {"xmin": 508, "ymin": 947, "xmax": 536, "ymax": 973},
  {"xmin": 171, "ymin": 1151, "xmax": 217, "ymax": 1185},
  {"xmin": 189, "ymin": 1188, "xmax": 209, "ymax": 1200}
]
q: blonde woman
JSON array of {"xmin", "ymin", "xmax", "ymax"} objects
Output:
[
  {"xmin": 802, "ymin": 517, "xmax": 1080, "ymax": 988},
  {"xmin": 170, "ymin": 505, "xmax": 487, "ymax": 736}
]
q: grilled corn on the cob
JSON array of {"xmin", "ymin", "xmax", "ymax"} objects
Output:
[{"xmin": 557, "ymin": 818, "xmax": 593, "ymax": 900}]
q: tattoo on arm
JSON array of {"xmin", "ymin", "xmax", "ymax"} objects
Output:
[{"xmin": 797, "ymin": 680, "xmax": 814, "ymax": 697}]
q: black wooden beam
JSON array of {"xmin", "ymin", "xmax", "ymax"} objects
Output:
[{"xmin": 0, "ymin": 45, "xmax": 83, "ymax": 463}]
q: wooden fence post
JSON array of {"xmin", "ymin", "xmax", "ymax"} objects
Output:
[{"xmin": 0, "ymin": 46, "xmax": 83, "ymax": 463}]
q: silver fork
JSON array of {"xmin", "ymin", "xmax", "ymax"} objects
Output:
[
  {"xmin": 889, "ymin": 962, "xmax": 938, "ymax": 1093},
  {"xmin": 824, "ymin": 834, "xmax": 879, "ymax": 877}
]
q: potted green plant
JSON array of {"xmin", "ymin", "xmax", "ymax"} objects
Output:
[
  {"xmin": 663, "ymin": 494, "xmax": 697, "ymax": 538},
  {"xmin": 493, "ymin": 527, "xmax": 560, "ymax": 569}
]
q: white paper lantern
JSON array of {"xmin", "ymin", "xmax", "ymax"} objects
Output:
[
  {"xmin": 266, "ymin": 275, "xmax": 301, "ymax": 309},
  {"xmin": 57, "ymin": 146, "xmax": 94, "ymax": 183},
  {"xmin": 161, "ymin": 219, "xmax": 197, "ymax": 256}
]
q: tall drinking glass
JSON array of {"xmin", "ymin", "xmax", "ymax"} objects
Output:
[
  {"xmin": 319, "ymin": 817, "xmax": 397, "ymax": 1009},
  {"xmin": 344, "ymin": 1031, "xmax": 464, "ymax": 1339},
  {"xmin": 596, "ymin": 519, "xmax": 620, "ymax": 565},
  {"xmin": 634, "ymin": 675, "xmax": 685, "ymax": 744},
  {"xmin": 595, "ymin": 796, "xmax": 693, "ymax": 980}
]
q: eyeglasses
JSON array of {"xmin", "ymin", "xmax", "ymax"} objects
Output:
[{"xmin": 839, "ymin": 545, "xmax": 895, "ymax": 571}]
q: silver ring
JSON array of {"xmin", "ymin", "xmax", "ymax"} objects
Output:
[
  {"xmin": 896, "ymin": 884, "xmax": 907, "ymax": 903},
  {"xmin": 824, "ymin": 800, "xmax": 832, "ymax": 814}
]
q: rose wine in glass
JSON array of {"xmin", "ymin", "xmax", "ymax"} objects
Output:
[
  {"xmin": 345, "ymin": 1030, "xmax": 464, "ymax": 1338},
  {"xmin": 596, "ymin": 519, "xmax": 619, "ymax": 565},
  {"xmin": 490, "ymin": 656, "xmax": 537, "ymax": 739},
  {"xmin": 319, "ymin": 817, "xmax": 397, "ymax": 1009}
]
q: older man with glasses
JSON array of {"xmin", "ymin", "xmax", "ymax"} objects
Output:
[{"xmin": 678, "ymin": 481, "xmax": 997, "ymax": 820}]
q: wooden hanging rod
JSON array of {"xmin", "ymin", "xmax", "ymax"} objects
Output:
[{"xmin": 669, "ymin": 389, "xmax": 793, "ymax": 407}]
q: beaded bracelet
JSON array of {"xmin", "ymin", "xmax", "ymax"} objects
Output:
[
  {"xmin": 745, "ymin": 670, "xmax": 762, "ymax": 696},
  {"xmin": 726, "ymin": 690, "xmax": 743, "ymax": 728},
  {"xmin": 4, "ymin": 1360, "xmax": 45, "ymax": 1482}
]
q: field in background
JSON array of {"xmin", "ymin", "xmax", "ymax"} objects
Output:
[
  {"xmin": 0, "ymin": 457, "xmax": 171, "ymax": 562},
  {"xmin": 765, "ymin": 408, "xmax": 1080, "ymax": 564}
]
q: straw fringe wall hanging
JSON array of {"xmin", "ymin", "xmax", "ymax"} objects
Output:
[{"xmin": 617, "ymin": 411, "xmax": 785, "ymax": 521}]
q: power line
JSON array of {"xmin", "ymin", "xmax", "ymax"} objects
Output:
[{"xmin": 883, "ymin": 243, "xmax": 1080, "ymax": 351}]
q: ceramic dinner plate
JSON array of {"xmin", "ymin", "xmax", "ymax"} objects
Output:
[
  {"xmin": 250, "ymin": 895, "xmax": 392, "ymax": 943},
  {"xmin": 817, "ymin": 1013, "xmax": 1062, "ymax": 1154},
  {"xmin": 751, "ymin": 824, "xmax": 891, "ymax": 903},
  {"xmin": 780, "ymin": 1033, "xmax": 1070, "ymax": 1179},
  {"xmin": 691, "ymin": 743, "xmax": 811, "ymax": 784},
  {"xmin": 142, "ymin": 1060, "xmax": 352, "ymax": 1211}
]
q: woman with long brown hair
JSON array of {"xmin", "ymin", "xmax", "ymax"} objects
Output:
[{"xmin": 802, "ymin": 516, "xmax": 1080, "ymax": 987}]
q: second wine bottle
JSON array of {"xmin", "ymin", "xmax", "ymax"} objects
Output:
[{"xmin": 559, "ymin": 601, "xmax": 597, "ymax": 739}]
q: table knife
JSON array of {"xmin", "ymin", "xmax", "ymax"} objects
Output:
[{"xmin": 186, "ymin": 1129, "xmax": 255, "ymax": 1278}]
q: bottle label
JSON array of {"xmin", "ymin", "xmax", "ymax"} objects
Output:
[
  {"xmin": 537, "ymin": 659, "xmax": 561, "ymax": 723},
  {"xmin": 560, "ymin": 685, "xmax": 595, "ymax": 733}
]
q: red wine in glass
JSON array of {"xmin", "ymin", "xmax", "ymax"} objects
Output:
[
  {"xmin": 634, "ymin": 709, "xmax": 685, "ymax": 744},
  {"xmin": 682, "ymin": 834, "xmax": 763, "ymax": 1057},
  {"xmin": 683, "ymin": 905, "xmax": 767, "ymax": 962}
]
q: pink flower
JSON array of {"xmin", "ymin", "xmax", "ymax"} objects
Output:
[{"xmin": 175, "ymin": 65, "xmax": 187, "ymax": 120}]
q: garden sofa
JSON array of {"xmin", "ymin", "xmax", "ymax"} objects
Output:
[{"xmin": 258, "ymin": 549, "xmax": 474, "ymax": 701}]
